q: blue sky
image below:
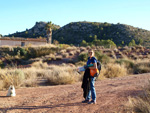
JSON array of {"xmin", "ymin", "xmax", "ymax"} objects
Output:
[{"xmin": 0, "ymin": 0, "xmax": 150, "ymax": 35}]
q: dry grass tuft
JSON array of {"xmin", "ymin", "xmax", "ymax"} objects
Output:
[
  {"xmin": 133, "ymin": 59, "xmax": 150, "ymax": 74},
  {"xmin": 97, "ymin": 66, "xmax": 106, "ymax": 80},
  {"xmin": 44, "ymin": 65, "xmax": 81, "ymax": 85},
  {"xmin": 102, "ymin": 63, "xmax": 127, "ymax": 78},
  {"xmin": 128, "ymin": 96, "xmax": 150, "ymax": 113},
  {"xmin": 0, "ymin": 61, "xmax": 83, "ymax": 90},
  {"xmin": 31, "ymin": 61, "xmax": 49, "ymax": 69},
  {"xmin": 128, "ymin": 80, "xmax": 150, "ymax": 113},
  {"xmin": 0, "ymin": 69, "xmax": 25, "ymax": 89},
  {"xmin": 0, "ymin": 68, "xmax": 38, "ymax": 90},
  {"xmin": 22, "ymin": 67, "xmax": 38, "ymax": 87}
]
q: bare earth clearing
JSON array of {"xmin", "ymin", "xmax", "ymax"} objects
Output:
[{"xmin": 0, "ymin": 73, "xmax": 150, "ymax": 113}]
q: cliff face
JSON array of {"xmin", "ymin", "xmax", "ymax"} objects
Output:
[
  {"xmin": 6, "ymin": 21, "xmax": 150, "ymax": 47},
  {"xmin": 28, "ymin": 22, "xmax": 47, "ymax": 35}
]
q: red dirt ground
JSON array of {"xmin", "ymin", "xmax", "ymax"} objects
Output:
[{"xmin": 0, "ymin": 73, "xmax": 150, "ymax": 113}]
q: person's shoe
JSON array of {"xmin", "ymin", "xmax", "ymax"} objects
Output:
[
  {"xmin": 82, "ymin": 100, "xmax": 90, "ymax": 103},
  {"xmin": 88, "ymin": 100, "xmax": 96, "ymax": 104}
]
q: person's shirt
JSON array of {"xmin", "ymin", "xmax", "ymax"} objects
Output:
[{"xmin": 87, "ymin": 57, "xmax": 97, "ymax": 65}]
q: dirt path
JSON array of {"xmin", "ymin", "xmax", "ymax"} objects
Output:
[{"xmin": 0, "ymin": 73, "xmax": 150, "ymax": 113}]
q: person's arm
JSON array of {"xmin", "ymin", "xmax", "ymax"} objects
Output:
[{"xmin": 89, "ymin": 63, "xmax": 97, "ymax": 69}]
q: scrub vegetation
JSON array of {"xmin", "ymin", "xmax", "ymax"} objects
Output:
[{"xmin": 0, "ymin": 44, "xmax": 149, "ymax": 90}]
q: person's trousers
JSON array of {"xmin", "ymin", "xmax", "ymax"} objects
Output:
[{"xmin": 86, "ymin": 77, "xmax": 96, "ymax": 101}]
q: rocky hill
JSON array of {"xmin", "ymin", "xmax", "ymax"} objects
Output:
[
  {"xmin": 7, "ymin": 21, "xmax": 60, "ymax": 39},
  {"xmin": 6, "ymin": 21, "xmax": 150, "ymax": 47},
  {"xmin": 53, "ymin": 21, "xmax": 150, "ymax": 47}
]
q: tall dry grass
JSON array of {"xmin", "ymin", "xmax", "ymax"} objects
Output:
[
  {"xmin": 0, "ymin": 61, "xmax": 82, "ymax": 90},
  {"xmin": 128, "ymin": 81, "xmax": 150, "ymax": 113},
  {"xmin": 133, "ymin": 59, "xmax": 150, "ymax": 74},
  {"xmin": 115, "ymin": 58, "xmax": 134, "ymax": 74},
  {"xmin": 31, "ymin": 60, "xmax": 49, "ymax": 69},
  {"xmin": 100, "ymin": 63, "xmax": 127, "ymax": 78},
  {"xmin": 44, "ymin": 65, "xmax": 81, "ymax": 85},
  {"xmin": 22, "ymin": 67, "xmax": 39, "ymax": 87},
  {"xmin": 0, "ymin": 68, "xmax": 38, "ymax": 90},
  {"xmin": 0, "ymin": 69, "xmax": 25, "ymax": 89}
]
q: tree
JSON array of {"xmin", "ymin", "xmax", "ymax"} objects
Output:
[
  {"xmin": 100, "ymin": 27, "xmax": 103, "ymax": 31},
  {"xmin": 138, "ymin": 38, "xmax": 143, "ymax": 45},
  {"xmin": 88, "ymin": 35, "xmax": 94, "ymax": 42},
  {"xmin": 80, "ymin": 40, "xmax": 88, "ymax": 47},
  {"xmin": 94, "ymin": 35, "xmax": 97, "ymax": 40},
  {"xmin": 129, "ymin": 39, "xmax": 136, "ymax": 47},
  {"xmin": 46, "ymin": 21, "xmax": 52, "ymax": 29},
  {"xmin": 93, "ymin": 39, "xmax": 101, "ymax": 46},
  {"xmin": 100, "ymin": 39, "xmax": 116, "ymax": 48}
]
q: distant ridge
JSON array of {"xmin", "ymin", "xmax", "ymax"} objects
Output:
[{"xmin": 6, "ymin": 21, "xmax": 150, "ymax": 47}]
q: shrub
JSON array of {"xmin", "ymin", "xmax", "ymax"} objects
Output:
[
  {"xmin": 0, "ymin": 68, "xmax": 38, "ymax": 90},
  {"xmin": 80, "ymin": 40, "xmax": 88, "ymax": 47},
  {"xmin": 59, "ymin": 44, "xmax": 70, "ymax": 49},
  {"xmin": 0, "ymin": 60, "xmax": 4, "ymax": 68},
  {"xmin": 31, "ymin": 61, "xmax": 48, "ymax": 69},
  {"xmin": 75, "ymin": 61, "xmax": 86, "ymax": 66},
  {"xmin": 128, "ymin": 81, "xmax": 150, "ymax": 112},
  {"xmin": 0, "ymin": 69, "xmax": 25, "ymax": 89},
  {"xmin": 62, "ymin": 53, "xmax": 69, "ymax": 58},
  {"xmin": 97, "ymin": 65, "xmax": 106, "ymax": 80},
  {"xmin": 44, "ymin": 65, "xmax": 81, "ymax": 85},
  {"xmin": 27, "ymin": 45, "xmax": 59, "ymax": 58},
  {"xmin": 115, "ymin": 59, "xmax": 134, "ymax": 74},
  {"xmin": 103, "ymin": 63, "xmax": 127, "ymax": 78},
  {"xmin": 23, "ymin": 67, "xmax": 38, "ymax": 87},
  {"xmin": 14, "ymin": 47, "xmax": 27, "ymax": 56},
  {"xmin": 95, "ymin": 51, "xmax": 110, "ymax": 64},
  {"xmin": 115, "ymin": 59, "xmax": 134, "ymax": 68},
  {"xmin": 133, "ymin": 62, "xmax": 150, "ymax": 74},
  {"xmin": 78, "ymin": 52, "xmax": 88, "ymax": 62}
]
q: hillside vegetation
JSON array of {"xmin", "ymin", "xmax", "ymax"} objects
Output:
[
  {"xmin": 6, "ymin": 21, "xmax": 150, "ymax": 47},
  {"xmin": 53, "ymin": 22, "xmax": 150, "ymax": 46}
]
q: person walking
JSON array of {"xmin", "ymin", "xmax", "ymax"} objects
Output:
[{"xmin": 81, "ymin": 49, "xmax": 97, "ymax": 104}]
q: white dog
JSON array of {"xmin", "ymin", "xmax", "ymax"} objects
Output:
[{"xmin": 7, "ymin": 85, "xmax": 16, "ymax": 97}]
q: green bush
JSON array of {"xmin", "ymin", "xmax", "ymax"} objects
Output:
[
  {"xmin": 78, "ymin": 52, "xmax": 88, "ymax": 62},
  {"xmin": 80, "ymin": 40, "xmax": 88, "ymax": 47},
  {"xmin": 14, "ymin": 47, "xmax": 27, "ymax": 56},
  {"xmin": 77, "ymin": 51, "xmax": 110, "ymax": 64},
  {"xmin": 133, "ymin": 62, "xmax": 150, "ymax": 74},
  {"xmin": 115, "ymin": 59, "xmax": 134, "ymax": 68},
  {"xmin": 27, "ymin": 46, "xmax": 59, "ymax": 58},
  {"xmin": 95, "ymin": 51, "xmax": 110, "ymax": 64},
  {"xmin": 0, "ymin": 60, "xmax": 4, "ymax": 68}
]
